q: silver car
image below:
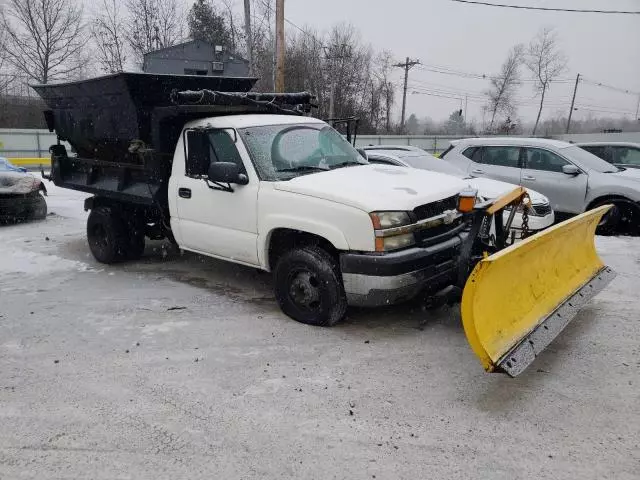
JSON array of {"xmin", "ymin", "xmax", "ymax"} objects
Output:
[
  {"xmin": 443, "ymin": 137, "xmax": 640, "ymax": 234},
  {"xmin": 577, "ymin": 142, "xmax": 640, "ymax": 170}
]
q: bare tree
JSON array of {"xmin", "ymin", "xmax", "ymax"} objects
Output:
[
  {"xmin": 485, "ymin": 44, "xmax": 523, "ymax": 132},
  {"xmin": 525, "ymin": 28, "xmax": 567, "ymax": 135},
  {"xmin": 92, "ymin": 0, "xmax": 127, "ymax": 73},
  {"xmin": 0, "ymin": 25, "xmax": 14, "ymax": 93},
  {"xmin": 125, "ymin": 0, "xmax": 185, "ymax": 65},
  {"xmin": 220, "ymin": 0, "xmax": 240, "ymax": 51},
  {"xmin": 373, "ymin": 50, "xmax": 396, "ymax": 133},
  {"xmin": 1, "ymin": 0, "xmax": 86, "ymax": 84}
]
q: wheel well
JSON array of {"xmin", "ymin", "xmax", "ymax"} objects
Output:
[
  {"xmin": 587, "ymin": 195, "xmax": 638, "ymax": 211},
  {"xmin": 268, "ymin": 229, "xmax": 338, "ymax": 271},
  {"xmin": 85, "ymin": 197, "xmax": 167, "ymax": 240}
]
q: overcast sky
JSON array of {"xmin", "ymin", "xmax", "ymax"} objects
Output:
[{"xmin": 282, "ymin": 0, "xmax": 640, "ymax": 125}]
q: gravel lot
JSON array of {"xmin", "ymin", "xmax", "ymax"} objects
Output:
[{"xmin": 1, "ymin": 185, "xmax": 638, "ymax": 479}]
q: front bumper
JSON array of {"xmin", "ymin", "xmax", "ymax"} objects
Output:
[{"xmin": 340, "ymin": 233, "xmax": 467, "ymax": 307}]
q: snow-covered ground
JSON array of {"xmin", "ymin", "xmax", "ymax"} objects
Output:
[{"xmin": 0, "ymin": 184, "xmax": 639, "ymax": 479}]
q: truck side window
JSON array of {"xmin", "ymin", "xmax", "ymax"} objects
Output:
[
  {"xmin": 185, "ymin": 130, "xmax": 246, "ymax": 178},
  {"xmin": 208, "ymin": 130, "xmax": 245, "ymax": 173},
  {"xmin": 185, "ymin": 130, "xmax": 210, "ymax": 177}
]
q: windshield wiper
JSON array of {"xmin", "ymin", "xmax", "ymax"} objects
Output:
[
  {"xmin": 277, "ymin": 165, "xmax": 329, "ymax": 173},
  {"xmin": 328, "ymin": 161, "xmax": 364, "ymax": 170}
]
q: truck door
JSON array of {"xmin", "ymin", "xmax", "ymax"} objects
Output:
[{"xmin": 173, "ymin": 129, "xmax": 260, "ymax": 266}]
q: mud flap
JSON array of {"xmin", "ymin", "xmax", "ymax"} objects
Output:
[{"xmin": 461, "ymin": 205, "xmax": 616, "ymax": 377}]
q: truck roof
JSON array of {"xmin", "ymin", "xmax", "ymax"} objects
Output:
[{"xmin": 186, "ymin": 114, "xmax": 326, "ymax": 130}]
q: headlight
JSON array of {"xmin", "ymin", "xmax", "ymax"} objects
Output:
[
  {"xmin": 370, "ymin": 211, "xmax": 411, "ymax": 229},
  {"xmin": 376, "ymin": 233, "xmax": 415, "ymax": 252},
  {"xmin": 370, "ymin": 211, "xmax": 415, "ymax": 251}
]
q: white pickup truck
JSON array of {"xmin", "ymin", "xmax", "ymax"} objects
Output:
[
  {"xmin": 168, "ymin": 114, "xmax": 472, "ymax": 325},
  {"xmin": 36, "ymin": 75, "xmax": 495, "ymax": 327}
]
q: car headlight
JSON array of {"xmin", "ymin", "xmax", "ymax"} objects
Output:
[
  {"xmin": 370, "ymin": 211, "xmax": 415, "ymax": 251},
  {"xmin": 377, "ymin": 233, "xmax": 415, "ymax": 252},
  {"xmin": 370, "ymin": 211, "xmax": 412, "ymax": 229}
]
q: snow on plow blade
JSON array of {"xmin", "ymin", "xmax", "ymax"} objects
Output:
[{"xmin": 461, "ymin": 205, "xmax": 616, "ymax": 377}]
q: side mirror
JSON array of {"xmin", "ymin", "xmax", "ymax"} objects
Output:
[
  {"xmin": 562, "ymin": 164, "xmax": 580, "ymax": 176},
  {"xmin": 357, "ymin": 148, "xmax": 368, "ymax": 160},
  {"xmin": 208, "ymin": 162, "xmax": 248, "ymax": 185}
]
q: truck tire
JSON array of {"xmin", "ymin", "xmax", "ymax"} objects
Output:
[
  {"xmin": 273, "ymin": 246, "xmax": 347, "ymax": 327},
  {"xmin": 87, "ymin": 206, "xmax": 128, "ymax": 263}
]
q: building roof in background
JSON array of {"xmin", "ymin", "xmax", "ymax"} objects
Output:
[{"xmin": 143, "ymin": 39, "xmax": 248, "ymax": 63}]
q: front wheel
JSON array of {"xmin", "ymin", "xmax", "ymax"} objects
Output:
[{"xmin": 273, "ymin": 246, "xmax": 347, "ymax": 327}]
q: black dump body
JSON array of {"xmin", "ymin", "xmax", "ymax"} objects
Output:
[{"xmin": 33, "ymin": 72, "xmax": 314, "ymax": 209}]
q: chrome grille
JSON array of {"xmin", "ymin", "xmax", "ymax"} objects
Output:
[{"xmin": 413, "ymin": 195, "xmax": 458, "ymax": 221}]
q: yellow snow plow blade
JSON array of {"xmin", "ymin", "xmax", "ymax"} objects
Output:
[{"xmin": 462, "ymin": 205, "xmax": 616, "ymax": 377}]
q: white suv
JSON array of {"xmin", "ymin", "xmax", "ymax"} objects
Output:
[{"xmin": 442, "ymin": 137, "xmax": 640, "ymax": 234}]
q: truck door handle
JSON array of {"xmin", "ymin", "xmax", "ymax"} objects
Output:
[
  {"xmin": 522, "ymin": 175, "xmax": 536, "ymax": 181},
  {"xmin": 471, "ymin": 169, "xmax": 485, "ymax": 174},
  {"xmin": 178, "ymin": 188, "xmax": 192, "ymax": 199}
]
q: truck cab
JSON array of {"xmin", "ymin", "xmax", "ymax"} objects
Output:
[{"xmin": 169, "ymin": 114, "xmax": 470, "ymax": 325}]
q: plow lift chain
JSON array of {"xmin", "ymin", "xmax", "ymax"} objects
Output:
[
  {"xmin": 484, "ymin": 187, "xmax": 531, "ymax": 250},
  {"xmin": 520, "ymin": 196, "xmax": 531, "ymax": 240}
]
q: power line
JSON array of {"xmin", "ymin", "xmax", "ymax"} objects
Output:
[
  {"xmin": 449, "ymin": 0, "xmax": 640, "ymax": 15},
  {"xmin": 261, "ymin": 1, "xmax": 327, "ymax": 47},
  {"xmin": 581, "ymin": 77, "xmax": 640, "ymax": 96},
  {"xmin": 415, "ymin": 63, "xmax": 573, "ymax": 83}
]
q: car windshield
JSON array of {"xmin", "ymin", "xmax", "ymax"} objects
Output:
[
  {"xmin": 239, "ymin": 123, "xmax": 367, "ymax": 181},
  {"xmin": 561, "ymin": 146, "xmax": 620, "ymax": 173},
  {"xmin": 398, "ymin": 153, "xmax": 468, "ymax": 178}
]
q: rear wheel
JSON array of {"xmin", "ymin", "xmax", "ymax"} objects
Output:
[
  {"xmin": 87, "ymin": 206, "xmax": 128, "ymax": 263},
  {"xmin": 273, "ymin": 246, "xmax": 347, "ymax": 327}
]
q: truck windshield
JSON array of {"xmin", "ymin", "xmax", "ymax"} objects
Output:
[{"xmin": 239, "ymin": 123, "xmax": 368, "ymax": 180}]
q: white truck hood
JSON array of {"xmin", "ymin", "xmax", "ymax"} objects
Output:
[
  {"xmin": 466, "ymin": 177, "xmax": 549, "ymax": 205},
  {"xmin": 273, "ymin": 164, "xmax": 466, "ymax": 211}
]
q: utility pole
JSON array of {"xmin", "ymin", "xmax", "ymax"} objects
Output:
[
  {"xmin": 566, "ymin": 73, "xmax": 581, "ymax": 134},
  {"xmin": 244, "ymin": 0, "xmax": 252, "ymax": 75},
  {"xmin": 394, "ymin": 57, "xmax": 420, "ymax": 133},
  {"xmin": 275, "ymin": 0, "xmax": 285, "ymax": 93},
  {"xmin": 635, "ymin": 94, "xmax": 640, "ymax": 121}
]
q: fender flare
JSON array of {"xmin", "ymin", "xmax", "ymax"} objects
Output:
[{"xmin": 258, "ymin": 215, "xmax": 350, "ymax": 270}]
